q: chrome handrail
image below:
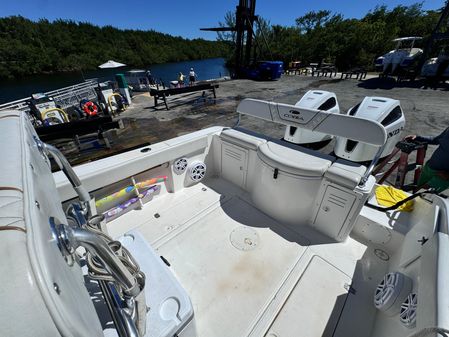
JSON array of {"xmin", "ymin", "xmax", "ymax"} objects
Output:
[{"xmin": 43, "ymin": 143, "xmax": 92, "ymax": 215}]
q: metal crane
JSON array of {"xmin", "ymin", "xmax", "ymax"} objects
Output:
[{"xmin": 201, "ymin": 0, "xmax": 277, "ymax": 79}]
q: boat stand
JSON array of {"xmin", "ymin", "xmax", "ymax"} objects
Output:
[{"xmin": 373, "ymin": 140, "xmax": 427, "ymax": 192}]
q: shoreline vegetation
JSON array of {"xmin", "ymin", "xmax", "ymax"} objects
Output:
[
  {"xmin": 0, "ymin": 16, "xmax": 231, "ymax": 79},
  {"xmin": 0, "ymin": 3, "xmax": 445, "ymax": 80}
]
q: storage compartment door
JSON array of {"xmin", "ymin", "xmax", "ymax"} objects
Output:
[
  {"xmin": 313, "ymin": 185, "xmax": 356, "ymax": 240},
  {"xmin": 221, "ymin": 142, "xmax": 248, "ymax": 188}
]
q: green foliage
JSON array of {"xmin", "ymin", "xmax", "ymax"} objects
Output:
[
  {"xmin": 218, "ymin": 3, "xmax": 442, "ymax": 71},
  {"xmin": 217, "ymin": 11, "xmax": 236, "ymax": 43},
  {"xmin": 0, "ymin": 16, "xmax": 230, "ymax": 79},
  {"xmin": 290, "ymin": 3, "xmax": 441, "ymax": 70},
  {"xmin": 295, "ymin": 10, "xmax": 332, "ymax": 33}
]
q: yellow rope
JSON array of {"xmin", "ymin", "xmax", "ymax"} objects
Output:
[
  {"xmin": 107, "ymin": 93, "xmax": 127, "ymax": 114},
  {"xmin": 41, "ymin": 107, "xmax": 69, "ymax": 123}
]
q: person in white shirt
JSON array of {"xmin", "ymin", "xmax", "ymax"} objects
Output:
[{"xmin": 189, "ymin": 68, "xmax": 196, "ymax": 86}]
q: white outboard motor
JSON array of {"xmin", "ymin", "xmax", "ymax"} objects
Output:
[
  {"xmin": 334, "ymin": 97, "xmax": 405, "ymax": 162},
  {"xmin": 284, "ymin": 90, "xmax": 340, "ymax": 145}
]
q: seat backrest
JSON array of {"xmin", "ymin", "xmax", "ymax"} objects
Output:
[{"xmin": 0, "ymin": 110, "xmax": 103, "ymax": 337}]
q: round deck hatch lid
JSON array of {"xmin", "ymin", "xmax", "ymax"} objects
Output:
[{"xmin": 230, "ymin": 227, "xmax": 259, "ymax": 251}]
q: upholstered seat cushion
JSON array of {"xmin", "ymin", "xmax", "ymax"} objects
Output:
[
  {"xmin": 325, "ymin": 159, "xmax": 367, "ymax": 189},
  {"xmin": 220, "ymin": 128, "xmax": 267, "ymax": 150},
  {"xmin": 258, "ymin": 141, "xmax": 332, "ymax": 176}
]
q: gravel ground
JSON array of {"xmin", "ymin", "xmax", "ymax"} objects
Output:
[{"xmin": 59, "ymin": 75, "xmax": 449, "ymax": 172}]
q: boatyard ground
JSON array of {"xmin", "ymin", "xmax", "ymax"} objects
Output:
[{"xmin": 61, "ymin": 75, "xmax": 449, "ymax": 167}]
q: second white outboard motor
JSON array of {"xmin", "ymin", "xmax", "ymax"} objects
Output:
[
  {"xmin": 334, "ymin": 97, "xmax": 405, "ymax": 162},
  {"xmin": 284, "ymin": 90, "xmax": 340, "ymax": 145}
]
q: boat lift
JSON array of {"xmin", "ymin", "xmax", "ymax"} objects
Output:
[
  {"xmin": 200, "ymin": 0, "xmax": 280, "ymax": 79},
  {"xmin": 201, "ymin": 0, "xmax": 257, "ymax": 78}
]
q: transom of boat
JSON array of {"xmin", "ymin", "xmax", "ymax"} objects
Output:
[{"xmin": 2, "ymin": 102, "xmax": 448, "ymax": 337}]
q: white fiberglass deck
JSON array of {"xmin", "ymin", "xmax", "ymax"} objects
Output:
[{"xmin": 107, "ymin": 178, "xmax": 385, "ymax": 337}]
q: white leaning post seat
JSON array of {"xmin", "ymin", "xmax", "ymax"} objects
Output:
[{"xmin": 257, "ymin": 141, "xmax": 332, "ymax": 177}]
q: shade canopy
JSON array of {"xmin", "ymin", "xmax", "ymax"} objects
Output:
[{"xmin": 98, "ymin": 60, "xmax": 126, "ymax": 69}]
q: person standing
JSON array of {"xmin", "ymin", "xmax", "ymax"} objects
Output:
[
  {"xmin": 189, "ymin": 67, "xmax": 196, "ymax": 86},
  {"xmin": 178, "ymin": 72, "xmax": 185, "ymax": 87},
  {"xmin": 146, "ymin": 70, "xmax": 155, "ymax": 85},
  {"xmin": 406, "ymin": 127, "xmax": 449, "ymax": 192}
]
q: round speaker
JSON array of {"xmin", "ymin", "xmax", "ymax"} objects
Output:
[
  {"xmin": 173, "ymin": 158, "xmax": 188, "ymax": 175},
  {"xmin": 400, "ymin": 293, "xmax": 417, "ymax": 328},
  {"xmin": 188, "ymin": 161, "xmax": 206, "ymax": 182},
  {"xmin": 374, "ymin": 272, "xmax": 412, "ymax": 316}
]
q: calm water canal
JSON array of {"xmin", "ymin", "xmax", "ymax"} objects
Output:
[{"xmin": 0, "ymin": 57, "xmax": 229, "ymax": 104}]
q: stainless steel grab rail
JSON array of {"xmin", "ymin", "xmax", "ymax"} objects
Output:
[
  {"xmin": 57, "ymin": 223, "xmax": 140, "ymax": 296},
  {"xmin": 43, "ymin": 143, "xmax": 91, "ymax": 203}
]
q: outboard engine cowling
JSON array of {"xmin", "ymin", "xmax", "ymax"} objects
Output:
[
  {"xmin": 334, "ymin": 97, "xmax": 405, "ymax": 162},
  {"xmin": 284, "ymin": 90, "xmax": 340, "ymax": 146}
]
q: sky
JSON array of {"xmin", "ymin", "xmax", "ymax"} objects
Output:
[{"xmin": 0, "ymin": 0, "xmax": 445, "ymax": 40}]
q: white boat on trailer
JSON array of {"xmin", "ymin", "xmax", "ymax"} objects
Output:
[
  {"xmin": 375, "ymin": 37, "xmax": 423, "ymax": 74},
  {"xmin": 1, "ymin": 94, "xmax": 449, "ymax": 337}
]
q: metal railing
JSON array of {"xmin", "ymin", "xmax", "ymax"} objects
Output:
[{"xmin": 0, "ymin": 79, "xmax": 99, "ymax": 113}]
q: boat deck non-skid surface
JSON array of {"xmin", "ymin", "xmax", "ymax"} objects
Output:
[{"xmin": 108, "ymin": 178, "xmax": 369, "ymax": 337}]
